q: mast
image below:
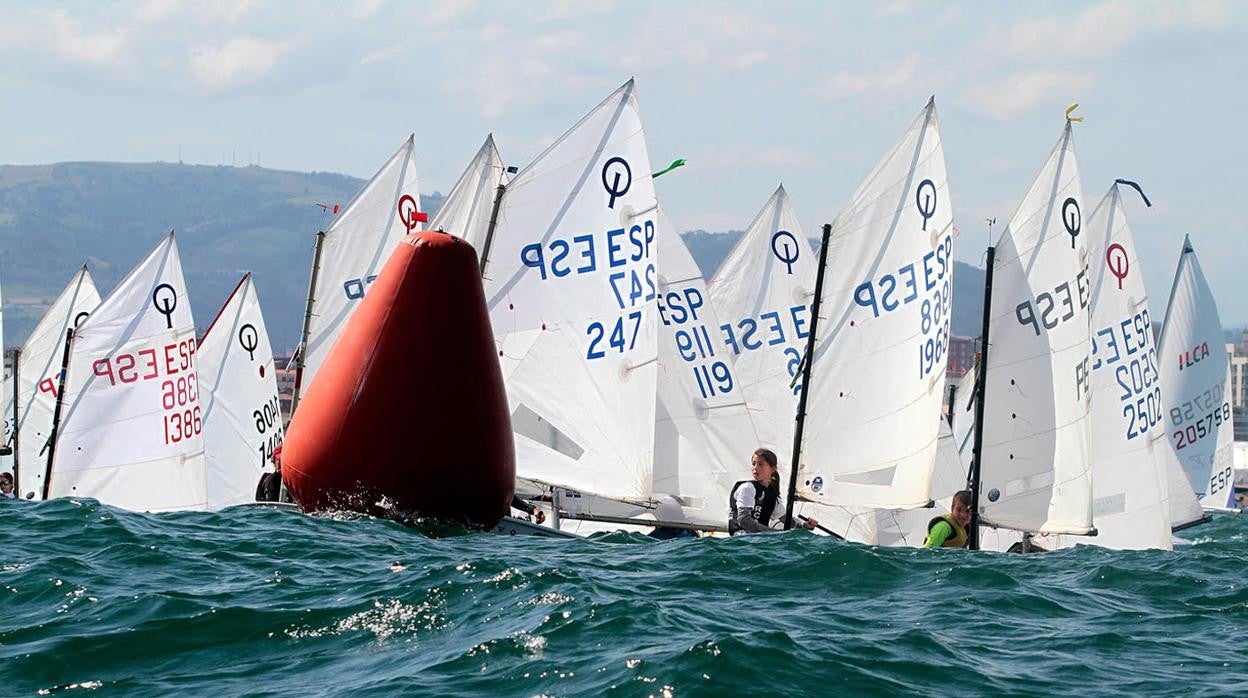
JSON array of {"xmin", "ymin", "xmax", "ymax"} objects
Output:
[
  {"xmin": 42, "ymin": 328, "xmax": 74, "ymax": 501},
  {"xmin": 967, "ymin": 246, "xmax": 996, "ymax": 551},
  {"xmin": 784, "ymin": 222, "xmax": 833, "ymax": 530},
  {"xmin": 10, "ymin": 347, "xmax": 19, "ymax": 491},
  {"xmin": 478, "ymin": 174, "xmax": 510, "ymax": 276},
  {"xmin": 945, "ymin": 380, "xmax": 956, "ymax": 428},
  {"xmin": 288, "ymin": 230, "xmax": 327, "ymax": 416}
]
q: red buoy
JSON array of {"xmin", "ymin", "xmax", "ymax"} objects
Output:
[{"xmin": 283, "ymin": 232, "xmax": 514, "ymax": 527}]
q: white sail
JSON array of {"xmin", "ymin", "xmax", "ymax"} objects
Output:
[
  {"xmin": 874, "ymin": 418, "xmax": 967, "ymax": 547},
  {"xmin": 979, "ymin": 122, "xmax": 1093, "ymax": 535},
  {"xmin": 1158, "ymin": 236, "xmax": 1235, "ymax": 509},
  {"xmin": 1164, "ymin": 437, "xmax": 1207, "ymax": 529},
  {"xmin": 652, "ymin": 209, "xmax": 760, "ymax": 526},
  {"xmin": 707, "ymin": 185, "xmax": 815, "ymax": 452},
  {"xmin": 797, "ymin": 98, "xmax": 954, "ymax": 510},
  {"xmin": 198, "ymin": 274, "xmax": 283, "ymax": 510},
  {"xmin": 485, "ymin": 80, "xmax": 659, "ymax": 501},
  {"xmin": 300, "ymin": 135, "xmax": 421, "ymax": 392},
  {"xmin": 48, "ymin": 233, "xmax": 206, "ymax": 511},
  {"xmin": 952, "ymin": 365, "xmax": 977, "ymax": 463},
  {"xmin": 1053, "ymin": 182, "xmax": 1171, "ymax": 549},
  {"xmin": 428, "ymin": 134, "xmax": 506, "ymax": 254},
  {"xmin": 12, "ymin": 267, "xmax": 101, "ymax": 501}
]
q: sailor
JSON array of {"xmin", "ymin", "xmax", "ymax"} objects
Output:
[
  {"xmin": 729, "ymin": 448, "xmax": 817, "ymax": 534},
  {"xmin": 0, "ymin": 472, "xmax": 15, "ymax": 499},
  {"xmin": 923, "ymin": 489, "xmax": 972, "ymax": 548},
  {"xmin": 510, "ymin": 494, "xmax": 546, "ymax": 524},
  {"xmin": 254, "ymin": 446, "xmax": 284, "ymax": 503}
]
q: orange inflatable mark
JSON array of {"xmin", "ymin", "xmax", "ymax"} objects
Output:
[{"xmin": 283, "ymin": 232, "xmax": 514, "ymax": 528}]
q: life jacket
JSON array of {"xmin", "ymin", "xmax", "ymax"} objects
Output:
[
  {"xmin": 926, "ymin": 514, "xmax": 968, "ymax": 548},
  {"xmin": 728, "ymin": 479, "xmax": 778, "ymax": 533}
]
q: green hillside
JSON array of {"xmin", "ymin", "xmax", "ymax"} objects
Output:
[{"xmin": 0, "ymin": 162, "xmax": 988, "ymax": 351}]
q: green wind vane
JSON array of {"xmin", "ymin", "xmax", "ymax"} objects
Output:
[{"xmin": 651, "ymin": 158, "xmax": 686, "ymax": 178}]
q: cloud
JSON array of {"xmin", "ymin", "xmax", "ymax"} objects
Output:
[
  {"xmin": 188, "ymin": 37, "xmax": 290, "ymax": 92},
  {"xmin": 960, "ymin": 71, "xmax": 1095, "ymax": 121},
  {"xmin": 804, "ymin": 55, "xmax": 922, "ymax": 100},
  {"xmin": 350, "ymin": 0, "xmax": 387, "ymax": 20},
  {"xmin": 998, "ymin": 0, "xmax": 1231, "ymax": 60},
  {"xmin": 42, "ymin": 10, "xmax": 129, "ymax": 65}
]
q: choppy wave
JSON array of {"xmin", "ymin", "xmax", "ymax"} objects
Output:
[{"xmin": 2, "ymin": 499, "xmax": 1246, "ymax": 696}]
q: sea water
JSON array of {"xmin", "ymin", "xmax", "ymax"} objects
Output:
[{"xmin": 2, "ymin": 499, "xmax": 1245, "ymax": 696}]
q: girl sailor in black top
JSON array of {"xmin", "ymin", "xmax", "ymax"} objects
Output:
[{"xmin": 729, "ymin": 448, "xmax": 817, "ymax": 534}]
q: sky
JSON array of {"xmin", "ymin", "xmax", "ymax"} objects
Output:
[{"xmin": 2, "ymin": 0, "xmax": 1246, "ymax": 323}]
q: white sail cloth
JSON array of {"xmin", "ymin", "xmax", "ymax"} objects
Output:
[
  {"xmin": 652, "ymin": 209, "xmax": 758, "ymax": 526},
  {"xmin": 485, "ymin": 80, "xmax": 659, "ymax": 502},
  {"xmin": 797, "ymin": 98, "xmax": 954, "ymax": 511},
  {"xmin": 300, "ymin": 135, "xmax": 421, "ymax": 393},
  {"xmin": 48, "ymin": 233, "xmax": 207, "ymax": 511},
  {"xmin": 198, "ymin": 274, "xmax": 283, "ymax": 510},
  {"xmin": 708, "ymin": 184, "xmax": 815, "ymax": 453},
  {"xmin": 978, "ymin": 122, "xmax": 1093, "ymax": 536},
  {"xmin": 1158, "ymin": 236, "xmax": 1235, "ymax": 509},
  {"xmin": 429, "ymin": 134, "xmax": 506, "ymax": 254},
  {"xmin": 1048, "ymin": 182, "xmax": 1173, "ymax": 549},
  {"xmin": 10, "ymin": 268, "xmax": 101, "ymax": 500}
]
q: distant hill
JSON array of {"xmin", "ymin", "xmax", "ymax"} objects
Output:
[
  {"xmin": 0, "ymin": 162, "xmax": 441, "ymax": 351},
  {"xmin": 0, "ymin": 162, "xmax": 990, "ymax": 351}
]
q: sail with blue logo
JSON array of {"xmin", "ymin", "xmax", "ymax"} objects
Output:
[
  {"xmin": 1157, "ymin": 236, "xmax": 1235, "ymax": 510},
  {"xmin": 485, "ymin": 80, "xmax": 660, "ymax": 502},
  {"xmin": 978, "ymin": 121, "xmax": 1094, "ymax": 536},
  {"xmin": 49, "ymin": 233, "xmax": 206, "ymax": 511},
  {"xmin": 10, "ymin": 267, "xmax": 101, "ymax": 501},
  {"xmin": 1049, "ymin": 181, "xmax": 1172, "ymax": 550},
  {"xmin": 198, "ymin": 273, "xmax": 283, "ymax": 510},
  {"xmin": 299, "ymin": 135, "xmax": 421, "ymax": 395},
  {"xmin": 708, "ymin": 185, "xmax": 816, "ymax": 454},
  {"xmin": 795, "ymin": 97, "xmax": 954, "ymax": 511},
  {"xmin": 651, "ymin": 208, "xmax": 757, "ymax": 525}
]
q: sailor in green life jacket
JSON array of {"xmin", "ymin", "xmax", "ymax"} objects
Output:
[
  {"xmin": 923, "ymin": 489, "xmax": 973, "ymax": 548},
  {"xmin": 729, "ymin": 448, "xmax": 818, "ymax": 535}
]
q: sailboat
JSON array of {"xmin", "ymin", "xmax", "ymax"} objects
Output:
[
  {"xmin": 969, "ymin": 114, "xmax": 1094, "ymax": 550},
  {"xmin": 1157, "ymin": 236, "xmax": 1237, "ymax": 511},
  {"xmin": 45, "ymin": 233, "xmax": 207, "ymax": 511},
  {"xmin": 793, "ymin": 97, "xmax": 954, "ymax": 518},
  {"xmin": 6, "ymin": 267, "xmax": 100, "ymax": 501},
  {"xmin": 1043, "ymin": 181, "xmax": 1172, "ymax": 550},
  {"xmin": 197, "ymin": 273, "xmax": 283, "ymax": 510},
  {"xmin": 704, "ymin": 186, "xmax": 880, "ymax": 542},
  {"xmin": 291, "ymin": 135, "xmax": 422, "ymax": 410},
  {"xmin": 484, "ymin": 79, "xmax": 661, "ymax": 506}
]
